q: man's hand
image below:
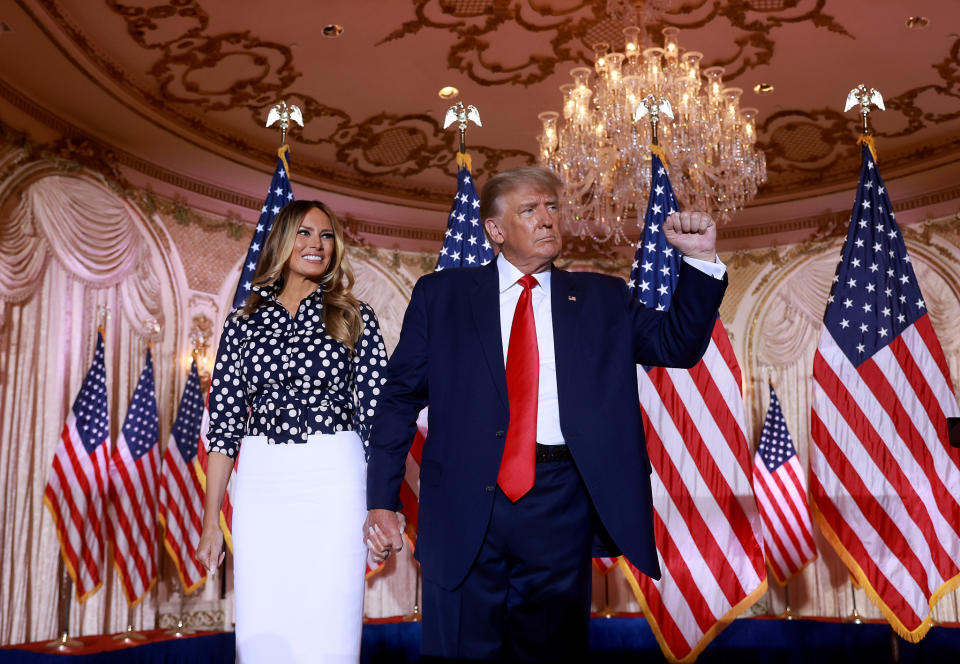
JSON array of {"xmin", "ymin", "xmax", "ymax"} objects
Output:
[
  {"xmin": 663, "ymin": 211, "xmax": 716, "ymax": 262},
  {"xmin": 364, "ymin": 509, "xmax": 404, "ymax": 563}
]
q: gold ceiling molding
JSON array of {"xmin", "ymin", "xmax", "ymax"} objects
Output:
[
  {"xmin": 14, "ymin": 0, "xmax": 960, "ymax": 211},
  {"xmin": 378, "ymin": 0, "xmax": 850, "ymax": 86},
  {"xmin": 22, "ymin": 0, "xmax": 533, "ymax": 205},
  {"xmin": 722, "ymin": 180, "xmax": 960, "ymax": 243},
  {"xmin": 4, "ymin": 79, "xmax": 959, "ymax": 256},
  {"xmin": 758, "ymin": 35, "xmax": 960, "ymax": 195}
]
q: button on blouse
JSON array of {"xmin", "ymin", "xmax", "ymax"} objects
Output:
[{"xmin": 206, "ymin": 283, "xmax": 388, "ymax": 458}]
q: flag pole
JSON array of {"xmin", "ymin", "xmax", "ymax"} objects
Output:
[
  {"xmin": 779, "ymin": 583, "xmax": 795, "ymax": 620},
  {"xmin": 599, "ymin": 570, "xmax": 615, "ymax": 618},
  {"xmin": 845, "ymin": 577, "xmax": 863, "ymax": 624},
  {"xmin": 44, "ymin": 558, "xmax": 82, "ymax": 650}
]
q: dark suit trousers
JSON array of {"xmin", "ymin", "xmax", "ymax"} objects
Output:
[{"xmin": 421, "ymin": 458, "xmax": 594, "ymax": 662}]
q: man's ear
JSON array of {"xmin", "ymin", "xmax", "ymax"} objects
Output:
[{"xmin": 484, "ymin": 217, "xmax": 504, "ymax": 245}]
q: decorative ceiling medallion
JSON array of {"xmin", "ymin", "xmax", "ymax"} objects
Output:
[{"xmin": 379, "ymin": 0, "xmax": 852, "ymax": 87}]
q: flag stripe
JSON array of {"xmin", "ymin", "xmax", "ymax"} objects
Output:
[
  {"xmin": 910, "ymin": 314, "xmax": 953, "ymax": 390},
  {"xmin": 752, "ymin": 486, "xmax": 791, "ymax": 580},
  {"xmin": 859, "ymin": 354, "xmax": 960, "ymax": 578},
  {"xmin": 645, "ymin": 366, "xmax": 763, "ymax": 582},
  {"xmin": 816, "ymin": 339, "xmax": 957, "ymax": 582},
  {"xmin": 809, "ymin": 457, "xmax": 924, "ymax": 625},
  {"xmin": 782, "ymin": 461, "xmax": 819, "ymax": 553},
  {"xmin": 643, "ymin": 414, "xmax": 749, "ymax": 606},
  {"xmin": 764, "ymin": 461, "xmax": 813, "ymax": 562},
  {"xmin": 813, "ymin": 350, "xmax": 935, "ymax": 594},
  {"xmin": 895, "ymin": 323, "xmax": 956, "ymax": 442},
  {"xmin": 753, "ymin": 465, "xmax": 805, "ymax": 570}
]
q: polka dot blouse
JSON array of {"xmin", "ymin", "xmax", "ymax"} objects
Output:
[{"xmin": 206, "ymin": 283, "xmax": 388, "ymax": 458}]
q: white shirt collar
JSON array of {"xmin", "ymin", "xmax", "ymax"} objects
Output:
[{"xmin": 496, "ymin": 254, "xmax": 551, "ymax": 295}]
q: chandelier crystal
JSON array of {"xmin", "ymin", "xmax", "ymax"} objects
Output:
[{"xmin": 537, "ymin": 26, "xmax": 767, "ymax": 244}]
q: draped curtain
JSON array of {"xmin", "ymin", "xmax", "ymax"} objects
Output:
[{"xmin": 0, "ymin": 173, "xmax": 176, "ymax": 643}]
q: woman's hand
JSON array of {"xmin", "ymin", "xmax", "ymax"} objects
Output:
[{"xmin": 196, "ymin": 523, "xmax": 225, "ymax": 574}]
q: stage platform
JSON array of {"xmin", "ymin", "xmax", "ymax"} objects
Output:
[{"xmin": 2, "ymin": 616, "xmax": 958, "ymax": 663}]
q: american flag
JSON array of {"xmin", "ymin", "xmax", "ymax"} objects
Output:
[
  {"xmin": 594, "ymin": 556, "xmax": 621, "ymax": 575},
  {"xmin": 625, "ymin": 154, "xmax": 766, "ymax": 663},
  {"xmin": 394, "ymin": 154, "xmax": 493, "ymax": 567},
  {"xmin": 159, "ymin": 360, "xmax": 207, "ymax": 594},
  {"xmin": 107, "ymin": 347, "xmax": 161, "ymax": 605},
  {"xmin": 752, "ymin": 383, "xmax": 817, "ymax": 585},
  {"xmin": 810, "ymin": 144, "xmax": 960, "ymax": 641},
  {"xmin": 198, "ymin": 151, "xmax": 295, "ymax": 550},
  {"xmin": 43, "ymin": 330, "xmax": 110, "ymax": 602},
  {"xmin": 434, "ymin": 153, "xmax": 493, "ymax": 271},
  {"xmin": 232, "ymin": 149, "xmax": 295, "ymax": 307}
]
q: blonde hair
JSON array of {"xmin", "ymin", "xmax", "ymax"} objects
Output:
[{"xmin": 236, "ymin": 200, "xmax": 363, "ymax": 352}]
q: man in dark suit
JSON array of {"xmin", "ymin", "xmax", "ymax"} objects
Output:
[{"xmin": 365, "ymin": 166, "xmax": 727, "ymax": 662}]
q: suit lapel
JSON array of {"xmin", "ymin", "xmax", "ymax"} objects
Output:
[{"xmin": 470, "ymin": 261, "xmax": 509, "ymax": 409}]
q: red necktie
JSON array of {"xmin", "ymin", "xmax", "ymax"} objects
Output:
[{"xmin": 498, "ymin": 274, "xmax": 539, "ymax": 502}]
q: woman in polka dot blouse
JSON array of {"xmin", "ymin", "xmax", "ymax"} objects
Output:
[{"xmin": 196, "ymin": 200, "xmax": 388, "ymax": 663}]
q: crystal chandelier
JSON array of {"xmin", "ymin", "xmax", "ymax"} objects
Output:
[{"xmin": 537, "ymin": 24, "xmax": 767, "ymax": 244}]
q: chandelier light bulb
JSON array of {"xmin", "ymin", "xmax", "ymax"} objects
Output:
[{"xmin": 537, "ymin": 26, "xmax": 767, "ymax": 244}]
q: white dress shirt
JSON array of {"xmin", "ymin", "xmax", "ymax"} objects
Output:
[{"xmin": 496, "ymin": 254, "xmax": 726, "ymax": 446}]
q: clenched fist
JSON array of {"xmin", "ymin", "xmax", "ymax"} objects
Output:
[{"xmin": 663, "ymin": 211, "xmax": 717, "ymax": 263}]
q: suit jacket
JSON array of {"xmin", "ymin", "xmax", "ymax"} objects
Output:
[{"xmin": 367, "ymin": 258, "xmax": 727, "ymax": 590}]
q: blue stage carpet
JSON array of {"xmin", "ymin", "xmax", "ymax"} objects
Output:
[{"xmin": 2, "ymin": 618, "xmax": 958, "ymax": 663}]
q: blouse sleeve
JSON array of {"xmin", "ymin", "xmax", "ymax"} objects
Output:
[
  {"xmin": 352, "ymin": 302, "xmax": 389, "ymax": 454},
  {"xmin": 206, "ymin": 312, "xmax": 251, "ymax": 458}
]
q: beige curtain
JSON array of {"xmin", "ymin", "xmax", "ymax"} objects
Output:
[{"xmin": 0, "ymin": 173, "xmax": 175, "ymax": 643}]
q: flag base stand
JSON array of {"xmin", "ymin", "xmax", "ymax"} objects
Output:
[
  {"xmin": 597, "ymin": 607, "xmax": 617, "ymax": 619},
  {"xmin": 164, "ymin": 619, "xmax": 195, "ymax": 638},
  {"xmin": 44, "ymin": 632, "xmax": 82, "ymax": 650},
  {"xmin": 112, "ymin": 625, "xmax": 147, "ymax": 642},
  {"xmin": 778, "ymin": 606, "xmax": 796, "ymax": 621}
]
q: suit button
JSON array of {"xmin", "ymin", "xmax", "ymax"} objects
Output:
[
  {"xmin": 495, "ymin": 430, "xmax": 505, "ymax": 438},
  {"xmin": 485, "ymin": 485, "xmax": 495, "ymax": 493}
]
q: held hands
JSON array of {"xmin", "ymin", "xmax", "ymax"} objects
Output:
[
  {"xmin": 364, "ymin": 509, "xmax": 405, "ymax": 564},
  {"xmin": 195, "ymin": 523, "xmax": 225, "ymax": 575},
  {"xmin": 663, "ymin": 211, "xmax": 717, "ymax": 263}
]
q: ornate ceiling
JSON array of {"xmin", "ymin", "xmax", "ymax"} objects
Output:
[{"xmin": 2, "ymin": 0, "xmax": 959, "ymax": 244}]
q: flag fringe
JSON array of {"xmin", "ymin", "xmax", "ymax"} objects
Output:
[
  {"xmin": 766, "ymin": 553, "xmax": 818, "ymax": 587},
  {"xmin": 809, "ymin": 496, "xmax": 960, "ymax": 643},
  {"xmin": 650, "ymin": 144, "xmax": 668, "ymax": 164},
  {"xmin": 108, "ymin": 539, "xmax": 158, "ymax": 608},
  {"xmin": 618, "ymin": 557, "xmax": 768, "ymax": 664}
]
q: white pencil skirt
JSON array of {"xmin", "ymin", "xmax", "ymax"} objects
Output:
[{"xmin": 233, "ymin": 431, "xmax": 367, "ymax": 664}]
